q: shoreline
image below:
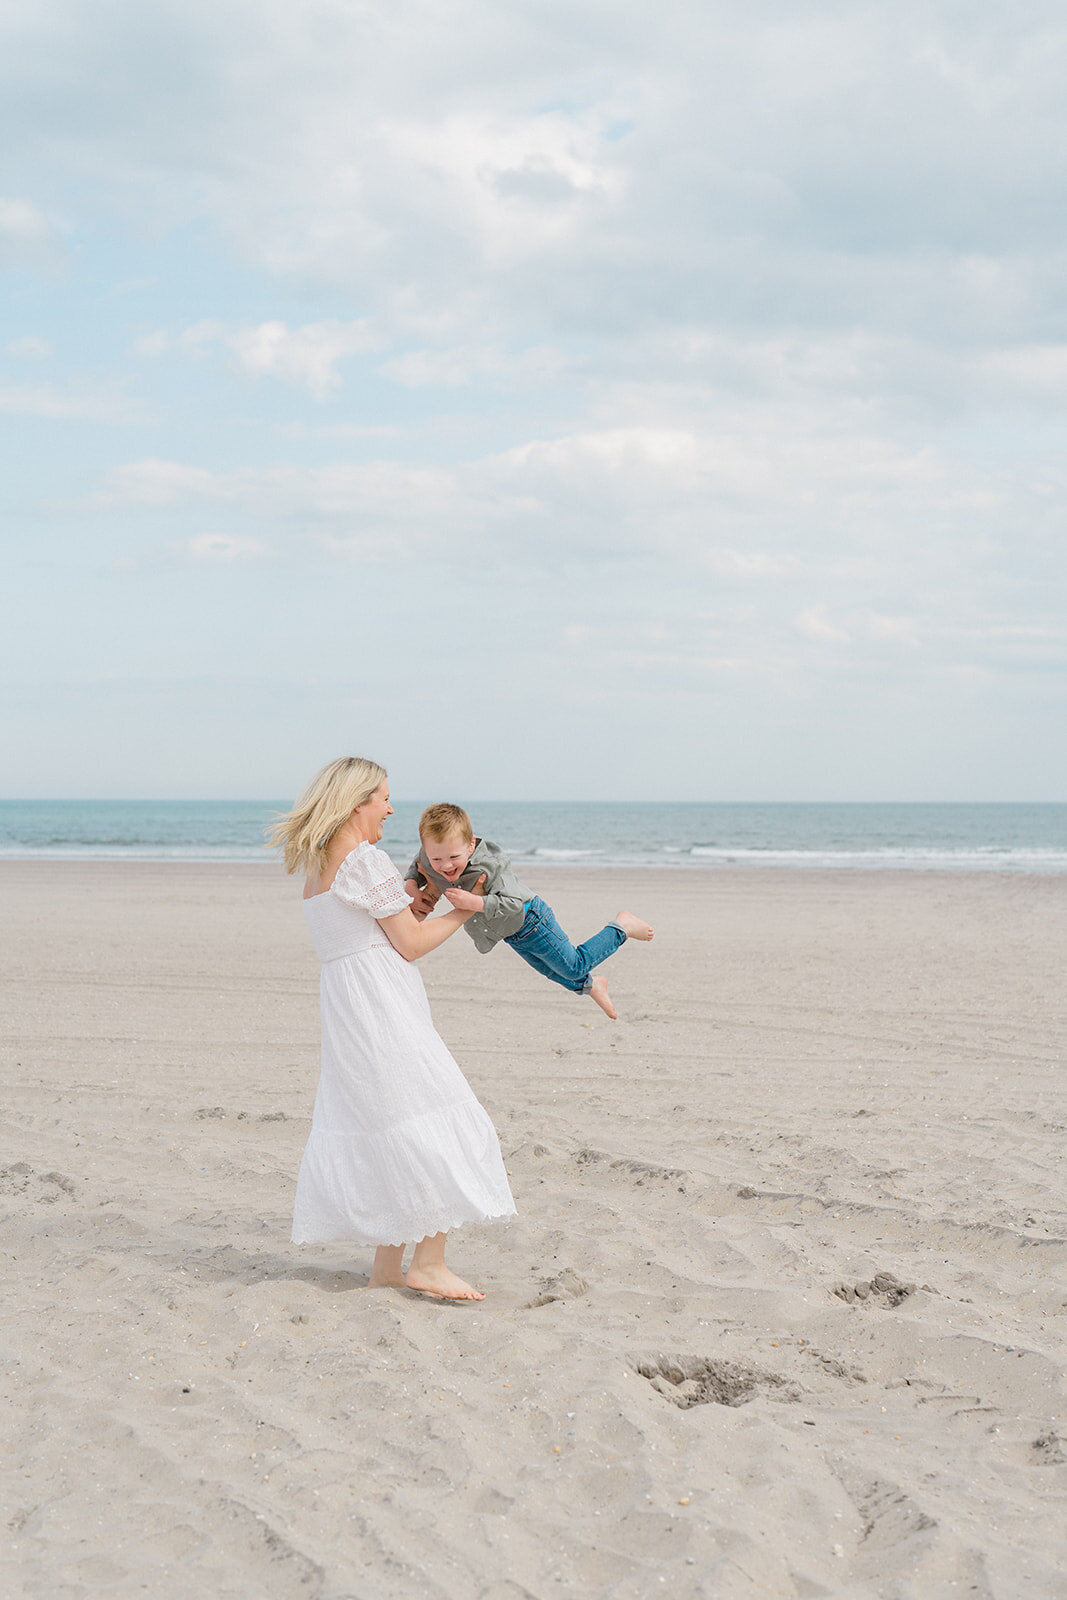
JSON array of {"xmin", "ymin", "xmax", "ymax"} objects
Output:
[{"xmin": 2, "ymin": 855, "xmax": 1066, "ymax": 875}]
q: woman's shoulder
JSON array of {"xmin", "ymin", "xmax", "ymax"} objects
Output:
[
  {"xmin": 334, "ymin": 841, "xmax": 403, "ymax": 888},
  {"xmin": 332, "ymin": 842, "xmax": 409, "ymax": 915},
  {"xmin": 338, "ymin": 839, "xmax": 374, "ymax": 867},
  {"xmin": 334, "ymin": 840, "xmax": 386, "ymax": 879}
]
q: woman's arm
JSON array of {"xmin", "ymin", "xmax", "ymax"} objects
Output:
[
  {"xmin": 377, "ymin": 905, "xmax": 471, "ymax": 961},
  {"xmin": 378, "ymin": 873, "xmax": 486, "ymax": 961}
]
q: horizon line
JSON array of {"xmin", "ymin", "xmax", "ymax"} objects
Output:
[{"xmin": 2, "ymin": 797, "xmax": 1065, "ymax": 808}]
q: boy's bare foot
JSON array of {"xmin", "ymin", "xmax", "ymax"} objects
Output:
[
  {"xmin": 616, "ymin": 911, "xmax": 654, "ymax": 940},
  {"xmin": 404, "ymin": 1264, "xmax": 485, "ymax": 1301},
  {"xmin": 588, "ymin": 974, "xmax": 617, "ymax": 1020}
]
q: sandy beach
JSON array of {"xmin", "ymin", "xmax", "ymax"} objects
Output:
[{"xmin": 2, "ymin": 861, "xmax": 1066, "ymax": 1600}]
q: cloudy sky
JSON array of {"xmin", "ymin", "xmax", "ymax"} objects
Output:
[{"xmin": 3, "ymin": 0, "xmax": 1065, "ymax": 800}]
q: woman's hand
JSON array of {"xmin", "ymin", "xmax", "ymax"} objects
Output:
[
  {"xmin": 404, "ymin": 877, "xmax": 440, "ymax": 922},
  {"xmin": 444, "ymin": 875, "xmax": 486, "ymax": 913}
]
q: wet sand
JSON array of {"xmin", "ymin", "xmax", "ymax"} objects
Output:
[{"xmin": 2, "ymin": 861, "xmax": 1066, "ymax": 1599}]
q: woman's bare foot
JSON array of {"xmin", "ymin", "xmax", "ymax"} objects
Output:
[
  {"xmin": 588, "ymin": 974, "xmax": 617, "ymax": 1020},
  {"xmin": 616, "ymin": 911, "xmax": 654, "ymax": 940},
  {"xmin": 404, "ymin": 1263, "xmax": 485, "ymax": 1301},
  {"xmin": 368, "ymin": 1243, "xmax": 406, "ymax": 1288},
  {"xmin": 403, "ymin": 1232, "xmax": 485, "ymax": 1300}
]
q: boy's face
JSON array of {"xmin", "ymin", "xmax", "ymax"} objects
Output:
[{"xmin": 424, "ymin": 831, "xmax": 476, "ymax": 880}]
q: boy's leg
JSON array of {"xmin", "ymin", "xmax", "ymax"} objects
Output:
[
  {"xmin": 505, "ymin": 898, "xmax": 626, "ymax": 992},
  {"xmin": 506, "ymin": 941, "xmax": 584, "ymax": 992}
]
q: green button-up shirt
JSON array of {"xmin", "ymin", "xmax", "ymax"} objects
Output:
[{"xmin": 405, "ymin": 837, "xmax": 533, "ymax": 954}]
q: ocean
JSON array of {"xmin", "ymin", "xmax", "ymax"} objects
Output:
[{"xmin": 1, "ymin": 800, "xmax": 1065, "ymax": 872}]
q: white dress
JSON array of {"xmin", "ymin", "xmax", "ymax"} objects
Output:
[{"xmin": 291, "ymin": 841, "xmax": 516, "ymax": 1246}]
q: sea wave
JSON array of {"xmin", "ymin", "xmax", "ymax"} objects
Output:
[
  {"xmin": 529, "ymin": 847, "xmax": 605, "ymax": 859},
  {"xmin": 685, "ymin": 845, "xmax": 1067, "ymax": 870},
  {"xmin": 0, "ymin": 844, "xmax": 273, "ymax": 861},
  {"xmin": 2, "ymin": 801, "xmax": 1065, "ymax": 872}
]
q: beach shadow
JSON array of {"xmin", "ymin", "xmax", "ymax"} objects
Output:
[
  {"xmin": 148, "ymin": 1238, "xmax": 372, "ymax": 1294},
  {"xmin": 142, "ymin": 1236, "xmax": 490, "ymax": 1306}
]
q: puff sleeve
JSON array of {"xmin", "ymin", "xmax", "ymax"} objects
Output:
[{"xmin": 331, "ymin": 846, "xmax": 413, "ymax": 918}]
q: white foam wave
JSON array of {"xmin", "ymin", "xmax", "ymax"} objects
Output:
[
  {"xmin": 0, "ymin": 844, "xmax": 273, "ymax": 862},
  {"xmin": 530, "ymin": 847, "xmax": 604, "ymax": 859},
  {"xmin": 687, "ymin": 845, "xmax": 1067, "ymax": 870}
]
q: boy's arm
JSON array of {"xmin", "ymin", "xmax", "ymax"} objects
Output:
[
  {"xmin": 442, "ymin": 874, "xmax": 488, "ymax": 913},
  {"xmin": 479, "ymin": 840, "xmax": 529, "ymax": 923},
  {"xmin": 480, "ymin": 887, "xmax": 526, "ymax": 920},
  {"xmin": 444, "ymin": 840, "xmax": 529, "ymax": 921}
]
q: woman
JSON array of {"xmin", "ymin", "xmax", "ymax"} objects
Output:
[{"xmin": 270, "ymin": 756, "xmax": 515, "ymax": 1301}]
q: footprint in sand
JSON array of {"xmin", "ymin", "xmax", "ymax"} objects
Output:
[
  {"xmin": 523, "ymin": 1267, "xmax": 588, "ymax": 1308},
  {"xmin": 194, "ymin": 1106, "xmax": 288, "ymax": 1122},
  {"xmin": 804, "ymin": 1348, "xmax": 868, "ymax": 1383},
  {"xmin": 635, "ymin": 1353, "xmax": 801, "ymax": 1409},
  {"xmin": 1, "ymin": 1163, "xmax": 78, "ymax": 1204},
  {"xmin": 833, "ymin": 1270, "xmax": 930, "ymax": 1308}
]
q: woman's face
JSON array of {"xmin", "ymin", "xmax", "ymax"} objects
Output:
[{"xmin": 355, "ymin": 781, "xmax": 393, "ymax": 842}]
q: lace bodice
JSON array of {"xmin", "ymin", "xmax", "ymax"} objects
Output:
[{"xmin": 303, "ymin": 843, "xmax": 412, "ymax": 963}]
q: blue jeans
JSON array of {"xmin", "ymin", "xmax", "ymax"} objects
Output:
[{"xmin": 504, "ymin": 897, "xmax": 626, "ymax": 994}]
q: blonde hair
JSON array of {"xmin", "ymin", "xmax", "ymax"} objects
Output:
[
  {"xmin": 419, "ymin": 802, "xmax": 474, "ymax": 844},
  {"xmin": 268, "ymin": 756, "xmax": 387, "ymax": 876}
]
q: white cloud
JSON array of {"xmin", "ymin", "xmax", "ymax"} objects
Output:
[
  {"xmin": 4, "ymin": 1, "xmax": 1067, "ymax": 795},
  {"xmin": 381, "ymin": 343, "xmax": 566, "ymax": 389},
  {"xmin": 378, "ymin": 106, "xmax": 627, "ymax": 269},
  {"xmin": 94, "ymin": 429, "xmax": 724, "ymax": 553},
  {"xmin": 0, "ymin": 196, "xmax": 64, "ymax": 267},
  {"xmin": 978, "ymin": 344, "xmax": 1067, "ymax": 396},
  {"xmin": 9, "ymin": 5, "xmax": 1067, "ymax": 412},
  {"xmin": 5, "ymin": 335, "xmax": 53, "ymax": 359},
  {"xmin": 701, "ymin": 549, "xmax": 790, "ymax": 580},
  {"xmin": 3, "ymin": 1, "xmax": 1067, "ymax": 345},
  {"xmin": 795, "ymin": 607, "xmax": 851, "ymax": 645},
  {"xmin": 229, "ymin": 319, "xmax": 379, "ymax": 398},
  {"xmin": 867, "ymin": 613, "xmax": 919, "ymax": 648},
  {"xmin": 136, "ymin": 317, "xmax": 380, "ymax": 398},
  {"xmin": 133, "ymin": 320, "xmax": 223, "ymax": 358},
  {"xmin": 185, "ymin": 532, "xmax": 267, "ymax": 562},
  {"xmin": 96, "ymin": 456, "xmax": 468, "ymax": 558},
  {"xmin": 0, "ymin": 381, "xmax": 145, "ymax": 421},
  {"xmin": 504, "ymin": 427, "xmax": 699, "ymax": 475},
  {"xmin": 88, "ymin": 410, "xmax": 1018, "ymax": 602},
  {"xmin": 273, "ymin": 420, "xmax": 404, "ymax": 440},
  {"xmin": 100, "ymin": 459, "xmax": 221, "ymax": 504}
]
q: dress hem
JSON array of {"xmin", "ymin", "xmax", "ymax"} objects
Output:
[{"xmin": 291, "ymin": 1203, "xmax": 516, "ymax": 1249}]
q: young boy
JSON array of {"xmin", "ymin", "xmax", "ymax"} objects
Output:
[{"xmin": 404, "ymin": 804, "xmax": 653, "ymax": 1020}]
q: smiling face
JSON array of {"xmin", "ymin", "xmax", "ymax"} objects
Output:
[
  {"xmin": 423, "ymin": 830, "xmax": 476, "ymax": 881},
  {"xmin": 353, "ymin": 780, "xmax": 394, "ymax": 843}
]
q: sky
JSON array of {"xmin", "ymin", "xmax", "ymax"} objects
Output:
[{"xmin": 2, "ymin": 0, "xmax": 1066, "ymax": 802}]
